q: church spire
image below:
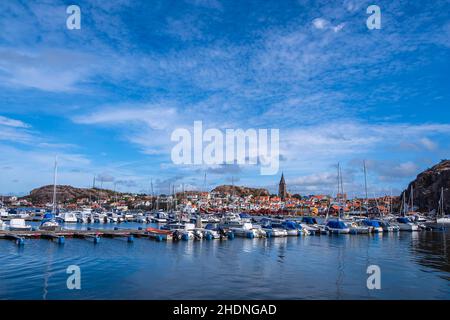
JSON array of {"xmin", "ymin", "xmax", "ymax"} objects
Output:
[{"xmin": 278, "ymin": 172, "xmax": 287, "ymax": 200}]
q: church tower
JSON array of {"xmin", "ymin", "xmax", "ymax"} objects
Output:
[{"xmin": 278, "ymin": 173, "xmax": 287, "ymax": 200}]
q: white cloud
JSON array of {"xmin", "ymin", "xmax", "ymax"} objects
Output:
[
  {"xmin": 312, "ymin": 18, "xmax": 328, "ymax": 30},
  {"xmin": 419, "ymin": 137, "xmax": 438, "ymax": 151},
  {"xmin": 0, "ymin": 116, "xmax": 30, "ymax": 128}
]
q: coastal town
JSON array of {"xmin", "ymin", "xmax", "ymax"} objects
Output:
[{"xmin": 1, "ymin": 173, "xmax": 399, "ymax": 218}]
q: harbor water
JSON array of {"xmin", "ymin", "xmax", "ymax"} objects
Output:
[{"xmin": 0, "ymin": 223, "xmax": 449, "ymax": 300}]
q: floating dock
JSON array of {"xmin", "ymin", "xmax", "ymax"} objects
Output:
[{"xmin": 0, "ymin": 228, "xmax": 158, "ymax": 245}]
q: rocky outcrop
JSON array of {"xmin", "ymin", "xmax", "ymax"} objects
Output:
[
  {"xmin": 402, "ymin": 160, "xmax": 450, "ymax": 212},
  {"xmin": 22, "ymin": 185, "xmax": 119, "ymax": 204},
  {"xmin": 212, "ymin": 185, "xmax": 270, "ymax": 197}
]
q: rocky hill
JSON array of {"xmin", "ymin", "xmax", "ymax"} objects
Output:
[
  {"xmin": 212, "ymin": 185, "xmax": 270, "ymax": 197},
  {"xmin": 402, "ymin": 160, "xmax": 450, "ymax": 212},
  {"xmin": 22, "ymin": 185, "xmax": 121, "ymax": 204}
]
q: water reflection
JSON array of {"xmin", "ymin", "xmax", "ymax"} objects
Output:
[
  {"xmin": 411, "ymin": 231, "xmax": 450, "ymax": 275},
  {"xmin": 1, "ymin": 228, "xmax": 449, "ymax": 299}
]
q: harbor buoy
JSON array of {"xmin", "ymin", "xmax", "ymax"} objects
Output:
[
  {"xmin": 138, "ymin": 227, "xmax": 143, "ymax": 230},
  {"xmin": 127, "ymin": 235, "xmax": 134, "ymax": 243},
  {"xmin": 227, "ymin": 232, "xmax": 234, "ymax": 240},
  {"xmin": 205, "ymin": 233, "xmax": 213, "ymax": 240},
  {"xmin": 57, "ymin": 236, "xmax": 65, "ymax": 245},
  {"xmin": 156, "ymin": 235, "xmax": 163, "ymax": 242},
  {"xmin": 94, "ymin": 236, "xmax": 100, "ymax": 244},
  {"xmin": 16, "ymin": 238, "xmax": 25, "ymax": 246},
  {"xmin": 114, "ymin": 227, "xmax": 119, "ymax": 230}
]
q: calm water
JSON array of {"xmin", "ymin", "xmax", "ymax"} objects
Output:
[{"xmin": 0, "ymin": 222, "xmax": 449, "ymax": 300}]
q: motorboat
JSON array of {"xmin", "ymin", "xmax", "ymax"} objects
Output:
[
  {"xmin": 0, "ymin": 207, "xmax": 8, "ymax": 218},
  {"xmin": 280, "ymin": 221, "xmax": 300, "ymax": 236},
  {"xmin": 151, "ymin": 211, "xmax": 168, "ymax": 223},
  {"xmin": 106, "ymin": 212, "xmax": 120, "ymax": 223},
  {"xmin": 230, "ymin": 222, "xmax": 259, "ymax": 238},
  {"xmin": 135, "ymin": 213, "xmax": 147, "ymax": 223},
  {"xmin": 347, "ymin": 221, "xmax": 371, "ymax": 234},
  {"xmin": 396, "ymin": 217, "xmax": 419, "ymax": 231},
  {"xmin": 362, "ymin": 219, "xmax": 383, "ymax": 233},
  {"xmin": 56, "ymin": 212, "xmax": 78, "ymax": 223},
  {"xmin": 8, "ymin": 218, "xmax": 32, "ymax": 231},
  {"xmin": 266, "ymin": 228, "xmax": 288, "ymax": 237},
  {"xmin": 93, "ymin": 213, "xmax": 107, "ymax": 223},
  {"xmin": 76, "ymin": 211, "xmax": 91, "ymax": 223},
  {"xmin": 378, "ymin": 220, "xmax": 400, "ymax": 232},
  {"xmin": 39, "ymin": 213, "xmax": 61, "ymax": 231},
  {"xmin": 325, "ymin": 220, "xmax": 350, "ymax": 234}
]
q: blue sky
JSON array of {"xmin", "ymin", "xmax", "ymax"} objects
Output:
[{"xmin": 0, "ymin": 0, "xmax": 449, "ymax": 196}]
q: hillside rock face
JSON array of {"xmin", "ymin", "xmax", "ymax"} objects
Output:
[
  {"xmin": 212, "ymin": 185, "xmax": 270, "ymax": 197},
  {"xmin": 402, "ymin": 160, "xmax": 450, "ymax": 212},
  {"xmin": 23, "ymin": 185, "xmax": 118, "ymax": 204}
]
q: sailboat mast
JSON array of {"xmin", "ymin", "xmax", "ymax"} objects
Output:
[
  {"xmin": 52, "ymin": 156, "xmax": 58, "ymax": 214},
  {"xmin": 363, "ymin": 160, "xmax": 368, "ymax": 215}
]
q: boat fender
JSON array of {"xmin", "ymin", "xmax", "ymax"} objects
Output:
[
  {"xmin": 206, "ymin": 233, "xmax": 213, "ymax": 240},
  {"xmin": 181, "ymin": 234, "xmax": 189, "ymax": 241},
  {"xmin": 57, "ymin": 236, "xmax": 65, "ymax": 245},
  {"xmin": 127, "ymin": 235, "xmax": 134, "ymax": 243},
  {"xmin": 94, "ymin": 236, "xmax": 100, "ymax": 244}
]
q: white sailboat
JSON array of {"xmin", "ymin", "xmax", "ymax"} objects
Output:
[
  {"xmin": 436, "ymin": 187, "xmax": 450, "ymax": 224},
  {"xmin": 41, "ymin": 157, "xmax": 62, "ymax": 231},
  {"xmin": 325, "ymin": 163, "xmax": 350, "ymax": 234},
  {"xmin": 396, "ymin": 190, "xmax": 419, "ymax": 231}
]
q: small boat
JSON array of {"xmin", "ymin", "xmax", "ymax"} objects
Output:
[
  {"xmin": 56, "ymin": 212, "xmax": 78, "ymax": 223},
  {"xmin": 281, "ymin": 221, "xmax": 300, "ymax": 236},
  {"xmin": 0, "ymin": 207, "xmax": 8, "ymax": 218},
  {"xmin": 151, "ymin": 211, "xmax": 168, "ymax": 223},
  {"xmin": 266, "ymin": 228, "xmax": 288, "ymax": 237},
  {"xmin": 135, "ymin": 214, "xmax": 147, "ymax": 223},
  {"xmin": 347, "ymin": 221, "xmax": 371, "ymax": 234},
  {"xmin": 106, "ymin": 212, "xmax": 120, "ymax": 223},
  {"xmin": 230, "ymin": 222, "xmax": 259, "ymax": 238},
  {"xmin": 362, "ymin": 219, "xmax": 383, "ymax": 233},
  {"xmin": 201, "ymin": 229, "xmax": 220, "ymax": 239},
  {"xmin": 39, "ymin": 213, "xmax": 61, "ymax": 231},
  {"xmin": 378, "ymin": 220, "xmax": 400, "ymax": 232},
  {"xmin": 325, "ymin": 220, "xmax": 350, "ymax": 234},
  {"xmin": 9, "ymin": 218, "xmax": 32, "ymax": 231},
  {"xmin": 93, "ymin": 213, "xmax": 107, "ymax": 223},
  {"xmin": 396, "ymin": 217, "xmax": 419, "ymax": 231},
  {"xmin": 434, "ymin": 188, "xmax": 450, "ymax": 225}
]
